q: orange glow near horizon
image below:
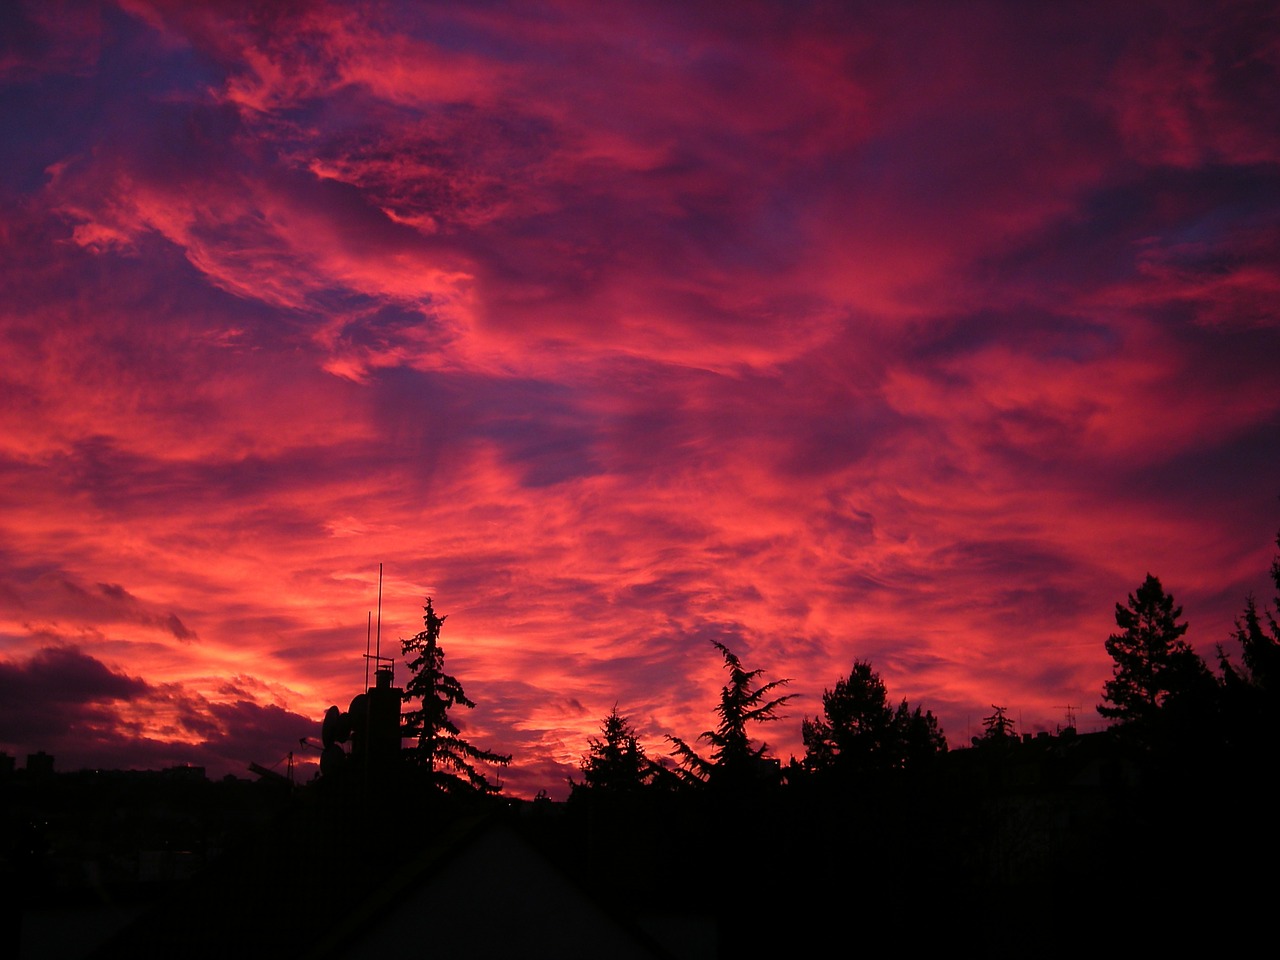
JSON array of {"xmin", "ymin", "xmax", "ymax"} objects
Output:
[{"xmin": 2, "ymin": 1, "xmax": 1278, "ymax": 798}]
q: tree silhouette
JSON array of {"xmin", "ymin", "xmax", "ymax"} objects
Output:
[
  {"xmin": 571, "ymin": 707, "xmax": 660, "ymax": 795},
  {"xmin": 668, "ymin": 640, "xmax": 794, "ymax": 789},
  {"xmin": 400, "ymin": 597, "xmax": 510, "ymax": 794},
  {"xmin": 1226, "ymin": 529, "xmax": 1280, "ymax": 694},
  {"xmin": 802, "ymin": 660, "xmax": 893, "ymax": 775},
  {"xmin": 803, "ymin": 661, "xmax": 947, "ymax": 778},
  {"xmin": 1231, "ymin": 596, "xmax": 1280, "ymax": 693},
  {"xmin": 889, "ymin": 698, "xmax": 948, "ymax": 769},
  {"xmin": 1098, "ymin": 574, "xmax": 1213, "ymax": 738},
  {"xmin": 979, "ymin": 704, "xmax": 1016, "ymax": 743},
  {"xmin": 1218, "ymin": 528, "xmax": 1280, "ymax": 745}
]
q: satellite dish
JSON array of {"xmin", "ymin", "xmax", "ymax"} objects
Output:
[
  {"xmin": 348, "ymin": 693, "xmax": 368, "ymax": 731},
  {"xmin": 320, "ymin": 743, "xmax": 346, "ymax": 779},
  {"xmin": 321, "ymin": 705, "xmax": 351, "ymax": 747}
]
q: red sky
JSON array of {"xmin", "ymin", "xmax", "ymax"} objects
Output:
[{"xmin": 2, "ymin": 0, "xmax": 1278, "ymax": 798}]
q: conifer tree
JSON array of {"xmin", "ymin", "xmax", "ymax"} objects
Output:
[
  {"xmin": 668, "ymin": 640, "xmax": 794, "ymax": 789},
  {"xmin": 1218, "ymin": 529, "xmax": 1280, "ymax": 742},
  {"xmin": 572, "ymin": 707, "xmax": 658, "ymax": 795},
  {"xmin": 889, "ymin": 698, "xmax": 948, "ymax": 769},
  {"xmin": 1232, "ymin": 529, "xmax": 1280, "ymax": 694},
  {"xmin": 400, "ymin": 597, "xmax": 510, "ymax": 794},
  {"xmin": 804, "ymin": 660, "xmax": 947, "ymax": 775},
  {"xmin": 1232, "ymin": 596, "xmax": 1280, "ymax": 693},
  {"xmin": 979, "ymin": 704, "xmax": 1016, "ymax": 742},
  {"xmin": 802, "ymin": 660, "xmax": 893, "ymax": 775},
  {"xmin": 1098, "ymin": 574, "xmax": 1213, "ymax": 736}
]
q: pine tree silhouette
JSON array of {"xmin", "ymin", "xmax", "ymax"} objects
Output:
[{"xmin": 400, "ymin": 598, "xmax": 510, "ymax": 794}]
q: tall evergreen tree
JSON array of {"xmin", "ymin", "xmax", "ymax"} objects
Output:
[
  {"xmin": 1218, "ymin": 528, "xmax": 1280, "ymax": 743},
  {"xmin": 1098, "ymin": 574, "xmax": 1213, "ymax": 735},
  {"xmin": 1233, "ymin": 596, "xmax": 1280, "ymax": 693},
  {"xmin": 889, "ymin": 698, "xmax": 948, "ymax": 770},
  {"xmin": 1233, "ymin": 529, "xmax": 1280, "ymax": 693},
  {"xmin": 803, "ymin": 660, "xmax": 946, "ymax": 776},
  {"xmin": 978, "ymin": 704, "xmax": 1016, "ymax": 743},
  {"xmin": 400, "ymin": 598, "xmax": 510, "ymax": 794},
  {"xmin": 572, "ymin": 707, "xmax": 658, "ymax": 795},
  {"xmin": 669, "ymin": 641, "xmax": 794, "ymax": 789},
  {"xmin": 802, "ymin": 660, "xmax": 893, "ymax": 775}
]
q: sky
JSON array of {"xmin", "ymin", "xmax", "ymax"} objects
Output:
[{"xmin": 2, "ymin": 0, "xmax": 1278, "ymax": 798}]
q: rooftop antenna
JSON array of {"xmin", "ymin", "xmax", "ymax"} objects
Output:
[
  {"xmin": 375, "ymin": 562, "xmax": 383, "ymax": 665},
  {"xmin": 363, "ymin": 563, "xmax": 384, "ymax": 793},
  {"xmin": 1057, "ymin": 704, "xmax": 1078, "ymax": 732},
  {"xmin": 362, "ymin": 563, "xmax": 395, "ymax": 685},
  {"xmin": 364, "ymin": 610, "xmax": 372, "ymax": 690}
]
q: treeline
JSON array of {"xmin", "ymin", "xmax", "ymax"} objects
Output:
[
  {"xmin": 568, "ymin": 526, "xmax": 1280, "ymax": 802},
  {"xmin": 528, "ymin": 528, "xmax": 1280, "ymax": 952},
  {"xmin": 271, "ymin": 527, "xmax": 1280, "ymax": 952},
  {"xmin": 392, "ymin": 527, "xmax": 1280, "ymax": 805},
  {"xmin": 570, "ymin": 642, "xmax": 948, "ymax": 801}
]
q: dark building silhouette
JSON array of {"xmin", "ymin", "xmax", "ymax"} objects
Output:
[
  {"xmin": 25, "ymin": 751, "xmax": 54, "ymax": 778},
  {"xmin": 319, "ymin": 663, "xmax": 403, "ymax": 785}
]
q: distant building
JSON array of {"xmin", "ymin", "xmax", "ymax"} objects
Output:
[
  {"xmin": 163, "ymin": 764, "xmax": 207, "ymax": 783},
  {"xmin": 26, "ymin": 751, "xmax": 54, "ymax": 777}
]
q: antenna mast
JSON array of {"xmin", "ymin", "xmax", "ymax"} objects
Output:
[
  {"xmin": 364, "ymin": 611, "xmax": 371, "ymax": 689},
  {"xmin": 362, "ymin": 563, "xmax": 395, "ymax": 686},
  {"xmin": 375, "ymin": 562, "xmax": 383, "ymax": 663},
  {"xmin": 1057, "ymin": 704, "xmax": 1079, "ymax": 732}
]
